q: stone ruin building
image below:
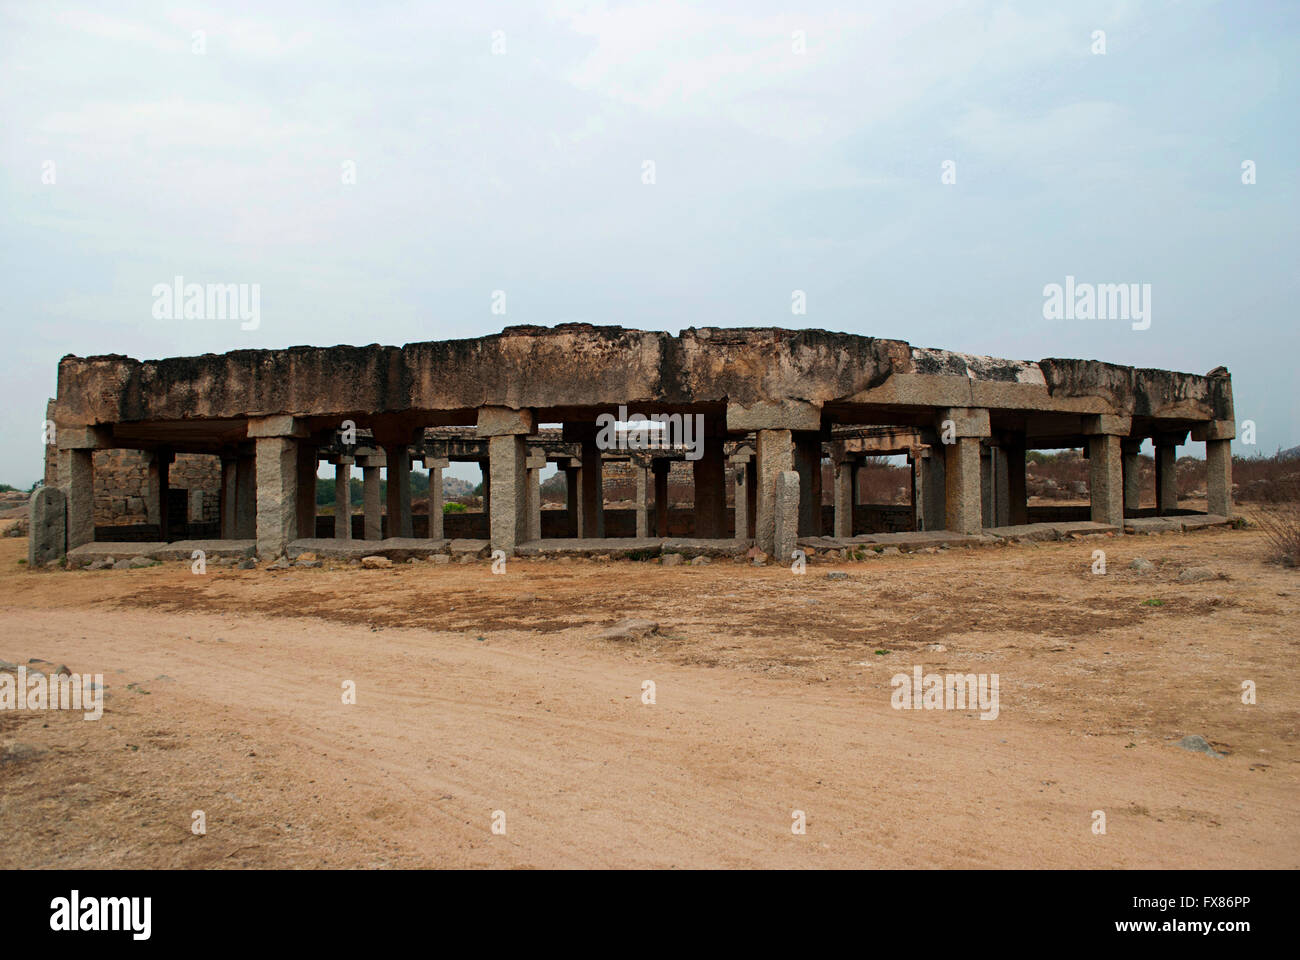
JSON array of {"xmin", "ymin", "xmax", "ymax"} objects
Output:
[{"xmin": 31, "ymin": 325, "xmax": 1236, "ymax": 565}]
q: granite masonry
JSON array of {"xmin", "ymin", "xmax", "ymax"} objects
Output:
[{"xmin": 35, "ymin": 325, "xmax": 1235, "ymax": 565}]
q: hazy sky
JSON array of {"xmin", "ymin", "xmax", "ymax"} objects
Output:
[{"xmin": 2, "ymin": 0, "xmax": 1297, "ymax": 487}]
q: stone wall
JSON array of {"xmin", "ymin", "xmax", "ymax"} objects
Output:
[{"xmin": 46, "ymin": 448, "xmax": 223, "ymax": 527}]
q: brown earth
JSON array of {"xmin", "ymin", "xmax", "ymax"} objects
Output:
[{"xmin": 0, "ymin": 516, "xmax": 1296, "ymax": 868}]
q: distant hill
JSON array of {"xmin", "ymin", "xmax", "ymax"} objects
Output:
[{"xmin": 443, "ymin": 476, "xmax": 475, "ymax": 499}]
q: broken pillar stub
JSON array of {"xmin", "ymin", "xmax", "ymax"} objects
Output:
[{"xmin": 28, "ymin": 485, "xmax": 67, "ymax": 566}]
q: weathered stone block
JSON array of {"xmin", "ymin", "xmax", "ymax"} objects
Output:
[
  {"xmin": 477, "ymin": 406, "xmax": 534, "ymax": 437},
  {"xmin": 28, "ymin": 486, "xmax": 66, "ymax": 566}
]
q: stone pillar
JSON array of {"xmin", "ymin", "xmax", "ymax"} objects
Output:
[
  {"xmin": 54, "ymin": 428, "xmax": 108, "ymax": 551},
  {"xmin": 357, "ymin": 449, "xmax": 385, "ymax": 540},
  {"xmin": 333, "ymin": 458, "xmax": 353, "ymax": 540},
  {"xmin": 525, "ymin": 448, "xmax": 546, "ymax": 542},
  {"xmin": 146, "ymin": 449, "xmax": 174, "ymax": 541},
  {"xmin": 917, "ymin": 441, "xmax": 946, "ymax": 532},
  {"xmin": 563, "ymin": 464, "xmax": 581, "ymax": 536},
  {"xmin": 1121, "ymin": 440, "xmax": 1142, "ymax": 517},
  {"xmin": 729, "ymin": 448, "xmax": 753, "ymax": 541},
  {"xmin": 296, "ymin": 441, "xmax": 318, "ymax": 541},
  {"xmin": 579, "ymin": 437, "xmax": 604, "ymax": 539},
  {"xmin": 1205, "ymin": 440, "xmax": 1232, "ymax": 518},
  {"xmin": 939, "ymin": 409, "xmax": 990, "ymax": 535},
  {"xmin": 944, "ymin": 438, "xmax": 983, "ymax": 534},
  {"xmin": 424, "ymin": 456, "xmax": 448, "ymax": 540},
  {"xmin": 980, "ymin": 446, "xmax": 994, "ymax": 528},
  {"xmin": 1154, "ymin": 434, "xmax": 1181, "ymax": 515},
  {"xmin": 793, "ymin": 432, "xmax": 823, "ymax": 536},
  {"xmin": 652, "ymin": 459, "xmax": 670, "ymax": 537},
  {"xmin": 773, "ymin": 470, "xmax": 800, "ymax": 563},
  {"xmin": 692, "ymin": 434, "xmax": 726, "ymax": 539},
  {"xmin": 63, "ymin": 448, "xmax": 95, "ymax": 549},
  {"xmin": 220, "ymin": 456, "xmax": 239, "ymax": 538},
  {"xmin": 833, "ymin": 451, "xmax": 856, "ymax": 538},
  {"xmin": 634, "ymin": 461, "xmax": 649, "ymax": 538},
  {"xmin": 478, "ymin": 406, "xmax": 534, "ymax": 553},
  {"xmin": 488, "ymin": 436, "xmax": 526, "ymax": 552},
  {"xmin": 1192, "ymin": 422, "xmax": 1234, "ymax": 518},
  {"xmin": 1083, "ymin": 416, "xmax": 1131, "ymax": 527},
  {"xmin": 384, "ymin": 443, "xmax": 413, "ymax": 539},
  {"xmin": 249, "ymin": 416, "xmax": 307, "ymax": 558},
  {"xmin": 755, "ymin": 429, "xmax": 794, "ymax": 555},
  {"xmin": 479, "ymin": 459, "xmax": 491, "ymax": 525},
  {"xmin": 1006, "ymin": 439, "xmax": 1028, "ymax": 526},
  {"xmin": 235, "ymin": 454, "xmax": 256, "ymax": 538},
  {"xmin": 993, "ymin": 446, "xmax": 1011, "ymax": 528}
]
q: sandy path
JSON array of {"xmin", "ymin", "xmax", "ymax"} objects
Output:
[{"xmin": 1, "ymin": 524, "xmax": 1296, "ymax": 868}]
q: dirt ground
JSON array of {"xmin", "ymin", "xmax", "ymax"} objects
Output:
[{"xmin": 1, "ymin": 516, "xmax": 1296, "ymax": 868}]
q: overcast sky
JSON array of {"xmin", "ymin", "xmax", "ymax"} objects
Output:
[{"xmin": 2, "ymin": 0, "xmax": 1297, "ymax": 487}]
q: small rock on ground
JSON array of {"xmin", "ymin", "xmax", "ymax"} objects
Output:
[
  {"xmin": 597, "ymin": 618, "xmax": 660, "ymax": 641},
  {"xmin": 1178, "ymin": 566, "xmax": 1216, "ymax": 583},
  {"xmin": 1176, "ymin": 734, "xmax": 1223, "ymax": 757},
  {"xmin": 361, "ymin": 556, "xmax": 393, "ymax": 569}
]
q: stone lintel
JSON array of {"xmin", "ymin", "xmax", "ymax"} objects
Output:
[
  {"xmin": 477, "ymin": 406, "xmax": 535, "ymax": 437},
  {"xmin": 55, "ymin": 425, "xmax": 112, "ymax": 450},
  {"xmin": 422, "ymin": 456, "xmax": 450, "ymax": 469},
  {"xmin": 328, "ymin": 454, "xmax": 356, "ymax": 466},
  {"xmin": 1081, "ymin": 414, "xmax": 1133, "ymax": 436},
  {"xmin": 1191, "ymin": 419, "xmax": 1236, "ymax": 441},
  {"xmin": 247, "ymin": 415, "xmax": 309, "ymax": 439},
  {"xmin": 726, "ymin": 400, "xmax": 821, "ymax": 433},
  {"xmin": 356, "ymin": 451, "xmax": 387, "ymax": 469}
]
